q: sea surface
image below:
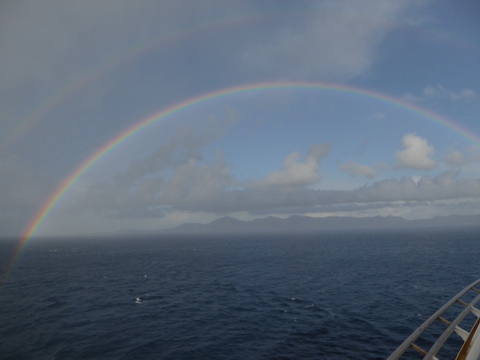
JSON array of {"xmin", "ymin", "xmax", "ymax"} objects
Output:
[{"xmin": 1, "ymin": 229, "xmax": 480, "ymax": 359}]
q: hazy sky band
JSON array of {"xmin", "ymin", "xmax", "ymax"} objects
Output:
[{"xmin": 0, "ymin": 80, "xmax": 476, "ymax": 285}]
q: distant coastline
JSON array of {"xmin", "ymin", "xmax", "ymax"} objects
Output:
[{"xmin": 167, "ymin": 214, "xmax": 480, "ymax": 235}]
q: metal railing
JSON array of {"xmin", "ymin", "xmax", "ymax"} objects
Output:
[{"xmin": 387, "ymin": 279, "xmax": 480, "ymax": 360}]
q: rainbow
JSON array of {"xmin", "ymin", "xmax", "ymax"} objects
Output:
[
  {"xmin": 4, "ymin": 9, "xmax": 478, "ymax": 153},
  {"xmin": 0, "ymin": 13, "xmax": 246, "ymax": 150},
  {"xmin": 2, "ymin": 80, "xmax": 479, "ymax": 284}
]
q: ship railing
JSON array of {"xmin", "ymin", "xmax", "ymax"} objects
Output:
[{"xmin": 387, "ymin": 279, "xmax": 480, "ymax": 360}]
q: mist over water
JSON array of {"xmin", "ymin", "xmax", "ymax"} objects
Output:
[{"xmin": 1, "ymin": 230, "xmax": 480, "ymax": 359}]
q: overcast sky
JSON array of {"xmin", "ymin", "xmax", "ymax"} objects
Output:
[{"xmin": 1, "ymin": 0, "xmax": 480, "ymax": 237}]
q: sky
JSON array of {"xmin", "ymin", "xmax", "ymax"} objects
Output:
[{"xmin": 1, "ymin": 0, "xmax": 480, "ymax": 238}]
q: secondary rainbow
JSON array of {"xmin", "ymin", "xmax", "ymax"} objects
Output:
[
  {"xmin": 0, "ymin": 10, "xmax": 317, "ymax": 151},
  {"xmin": 2, "ymin": 80, "xmax": 478, "ymax": 284}
]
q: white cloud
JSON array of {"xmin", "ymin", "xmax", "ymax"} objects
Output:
[
  {"xmin": 264, "ymin": 152, "xmax": 319, "ymax": 186},
  {"xmin": 262, "ymin": 144, "xmax": 330, "ymax": 187},
  {"xmin": 395, "ymin": 134, "xmax": 436, "ymax": 169},
  {"xmin": 423, "ymin": 85, "xmax": 477, "ymax": 100},
  {"xmin": 404, "ymin": 85, "xmax": 478, "ymax": 102},
  {"xmin": 340, "ymin": 163, "xmax": 377, "ymax": 178}
]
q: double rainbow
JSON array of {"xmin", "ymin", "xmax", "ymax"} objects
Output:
[{"xmin": 2, "ymin": 81, "xmax": 479, "ymax": 284}]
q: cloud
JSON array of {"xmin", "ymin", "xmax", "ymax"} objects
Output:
[
  {"xmin": 232, "ymin": 171, "xmax": 480, "ymax": 213},
  {"xmin": 340, "ymin": 163, "xmax": 378, "ymax": 178},
  {"xmin": 114, "ymin": 115, "xmax": 237, "ymax": 186},
  {"xmin": 263, "ymin": 152, "xmax": 319, "ymax": 186},
  {"xmin": 79, "ymin": 156, "xmax": 234, "ymax": 219},
  {"xmin": 239, "ymin": 0, "xmax": 429, "ymax": 80},
  {"xmin": 67, "ymin": 143, "xmax": 331, "ymax": 217},
  {"xmin": 54, "ymin": 176, "xmax": 480, "ymax": 234},
  {"xmin": 62, "ymin": 125, "xmax": 480, "ymax": 224},
  {"xmin": 163, "ymin": 158, "xmax": 233, "ymax": 205},
  {"xmin": 57, "ymin": 128, "xmax": 480, "ymax": 234},
  {"xmin": 423, "ymin": 85, "xmax": 477, "ymax": 100},
  {"xmin": 403, "ymin": 85, "xmax": 478, "ymax": 102},
  {"xmin": 262, "ymin": 144, "xmax": 330, "ymax": 187},
  {"xmin": 0, "ymin": 0, "xmax": 430, "ymax": 106},
  {"xmin": 444, "ymin": 147, "xmax": 480, "ymax": 167},
  {"xmin": 0, "ymin": 0, "xmax": 431, "ymax": 164},
  {"xmin": 395, "ymin": 134, "xmax": 436, "ymax": 169},
  {"xmin": 444, "ymin": 150, "xmax": 468, "ymax": 167},
  {"xmin": 83, "ymin": 166, "xmax": 480, "ymax": 216}
]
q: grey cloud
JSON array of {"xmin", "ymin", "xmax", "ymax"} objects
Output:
[
  {"xmin": 0, "ymin": 1, "xmax": 253, "ymax": 130},
  {"xmin": 444, "ymin": 150, "xmax": 468, "ymax": 167},
  {"xmin": 1, "ymin": 1, "xmax": 196, "ymax": 88},
  {"xmin": 237, "ymin": 0, "xmax": 429, "ymax": 80},
  {"xmin": 0, "ymin": 0, "xmax": 430, "ymax": 150},
  {"xmin": 348, "ymin": 171, "xmax": 480, "ymax": 204},
  {"xmin": 77, "ymin": 157, "xmax": 233, "ymax": 219},
  {"xmin": 169, "ymin": 171, "xmax": 480, "ymax": 214},
  {"xmin": 444, "ymin": 147, "xmax": 480, "ymax": 167},
  {"xmin": 308, "ymin": 143, "xmax": 331, "ymax": 160},
  {"xmin": 71, "ymin": 115, "xmax": 236, "ymax": 218},
  {"xmin": 114, "ymin": 115, "xmax": 237, "ymax": 185},
  {"xmin": 339, "ymin": 163, "xmax": 377, "ymax": 178},
  {"xmin": 1, "ymin": 0, "xmax": 428, "ymax": 104},
  {"xmin": 162, "ymin": 159, "xmax": 233, "ymax": 205}
]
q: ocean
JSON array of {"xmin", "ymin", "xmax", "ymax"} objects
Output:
[{"xmin": 1, "ymin": 229, "xmax": 480, "ymax": 359}]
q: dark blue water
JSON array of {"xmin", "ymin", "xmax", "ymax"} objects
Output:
[{"xmin": 1, "ymin": 229, "xmax": 480, "ymax": 359}]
